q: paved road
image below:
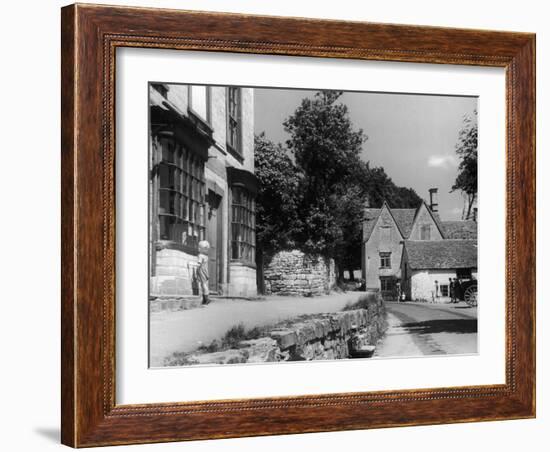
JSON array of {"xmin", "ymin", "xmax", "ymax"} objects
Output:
[
  {"xmin": 374, "ymin": 302, "xmax": 478, "ymax": 358},
  {"xmin": 150, "ymin": 292, "xmax": 364, "ymax": 367}
]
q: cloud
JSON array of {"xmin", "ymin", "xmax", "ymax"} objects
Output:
[{"xmin": 427, "ymin": 155, "xmax": 457, "ymax": 169}]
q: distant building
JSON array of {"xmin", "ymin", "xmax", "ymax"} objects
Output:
[
  {"xmin": 362, "ymin": 188, "xmax": 477, "ymax": 301},
  {"xmin": 400, "ymin": 240, "xmax": 478, "ymax": 301},
  {"xmin": 149, "ymin": 83, "xmax": 258, "ymax": 298}
]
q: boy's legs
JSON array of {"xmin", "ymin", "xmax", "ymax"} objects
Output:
[{"xmin": 200, "ymin": 278, "xmax": 210, "ymax": 304}]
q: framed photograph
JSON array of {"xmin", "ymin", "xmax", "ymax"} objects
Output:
[{"xmin": 61, "ymin": 4, "xmax": 535, "ymax": 447}]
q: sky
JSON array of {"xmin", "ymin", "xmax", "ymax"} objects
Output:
[{"xmin": 254, "ymin": 88, "xmax": 477, "ymax": 221}]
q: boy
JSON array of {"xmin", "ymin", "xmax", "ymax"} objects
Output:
[{"xmin": 197, "ymin": 240, "xmax": 210, "ymax": 305}]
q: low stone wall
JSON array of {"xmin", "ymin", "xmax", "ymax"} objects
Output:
[
  {"xmin": 263, "ymin": 250, "xmax": 336, "ymax": 296},
  {"xmin": 151, "ymin": 247, "xmax": 199, "ymax": 297},
  {"xmin": 173, "ymin": 297, "xmax": 387, "ymax": 365},
  {"xmin": 227, "ymin": 263, "xmax": 257, "ymax": 298}
]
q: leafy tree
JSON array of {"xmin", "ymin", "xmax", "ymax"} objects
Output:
[
  {"xmin": 254, "ymin": 133, "xmax": 301, "ymax": 254},
  {"xmin": 255, "ymin": 90, "xmax": 422, "ymax": 283},
  {"xmin": 451, "ymin": 111, "xmax": 478, "ymax": 220},
  {"xmin": 334, "ymin": 161, "xmax": 421, "ymax": 280},
  {"xmin": 283, "ymin": 90, "xmax": 367, "ymax": 258},
  {"xmin": 331, "ymin": 184, "xmax": 365, "ymax": 280},
  {"xmin": 358, "ymin": 163, "xmax": 421, "ymax": 209}
]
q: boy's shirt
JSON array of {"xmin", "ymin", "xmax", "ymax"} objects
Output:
[{"xmin": 197, "ymin": 252, "xmax": 209, "ymax": 280}]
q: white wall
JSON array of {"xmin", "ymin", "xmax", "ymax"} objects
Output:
[
  {"xmin": 1, "ymin": 1, "xmax": 546, "ymax": 452},
  {"xmin": 410, "ymin": 269, "xmax": 457, "ymax": 301}
]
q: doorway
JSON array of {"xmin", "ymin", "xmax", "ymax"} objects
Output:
[{"xmin": 207, "ymin": 191, "xmax": 223, "ymax": 294}]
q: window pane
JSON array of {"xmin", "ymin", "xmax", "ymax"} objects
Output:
[
  {"xmin": 230, "ymin": 185, "xmax": 256, "ymax": 264},
  {"xmin": 159, "ymin": 190, "xmax": 169, "ymax": 214},
  {"xmin": 181, "ymin": 196, "xmax": 189, "ymax": 220},
  {"xmin": 161, "ymin": 138, "xmax": 175, "ymax": 163},
  {"xmin": 159, "ymin": 215, "xmax": 169, "ymax": 240},
  {"xmin": 190, "ymin": 85, "xmax": 208, "ymax": 120},
  {"xmin": 159, "ymin": 164, "xmax": 177, "ymax": 190}
]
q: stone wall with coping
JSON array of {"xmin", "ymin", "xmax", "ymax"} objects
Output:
[
  {"xmin": 168, "ymin": 296, "xmax": 387, "ymax": 365},
  {"xmin": 263, "ymin": 250, "xmax": 336, "ymax": 296}
]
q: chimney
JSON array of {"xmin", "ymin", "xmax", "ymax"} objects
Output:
[{"xmin": 429, "ymin": 188, "xmax": 438, "ymax": 213}]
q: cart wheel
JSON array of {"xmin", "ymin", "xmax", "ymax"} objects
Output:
[{"xmin": 464, "ymin": 286, "xmax": 478, "ymax": 307}]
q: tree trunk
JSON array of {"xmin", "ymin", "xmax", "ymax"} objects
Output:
[
  {"xmin": 348, "ymin": 268, "xmax": 355, "ymax": 282},
  {"xmin": 337, "ymin": 263, "xmax": 345, "ymax": 282}
]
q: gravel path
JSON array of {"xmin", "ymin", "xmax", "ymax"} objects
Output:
[{"xmin": 150, "ymin": 292, "xmax": 364, "ymax": 367}]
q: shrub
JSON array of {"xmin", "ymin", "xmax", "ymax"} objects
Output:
[
  {"xmin": 197, "ymin": 323, "xmax": 266, "ymax": 353},
  {"xmin": 342, "ymin": 292, "xmax": 380, "ymax": 311}
]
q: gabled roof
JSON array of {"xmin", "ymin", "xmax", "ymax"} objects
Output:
[
  {"xmin": 363, "ymin": 202, "xmax": 414, "ymax": 242},
  {"xmin": 441, "ymin": 220, "xmax": 478, "ymax": 239},
  {"xmin": 363, "ymin": 208, "xmax": 382, "ymax": 241},
  {"xmin": 403, "ymin": 240, "xmax": 478, "ymax": 270},
  {"xmin": 410, "ymin": 200, "xmax": 446, "ymax": 240},
  {"xmin": 390, "ymin": 209, "xmax": 417, "ymax": 238},
  {"xmin": 363, "ymin": 200, "xmax": 446, "ymax": 242}
]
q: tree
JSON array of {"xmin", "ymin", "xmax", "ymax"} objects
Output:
[
  {"xmin": 255, "ymin": 90, "xmax": 422, "ymax": 283},
  {"xmin": 333, "ymin": 161, "xmax": 422, "ymax": 280},
  {"xmin": 331, "ymin": 183, "xmax": 365, "ymax": 281},
  {"xmin": 283, "ymin": 90, "xmax": 367, "ymax": 259},
  {"xmin": 356, "ymin": 162, "xmax": 420, "ymax": 209},
  {"xmin": 452, "ymin": 111, "xmax": 478, "ymax": 220},
  {"xmin": 254, "ymin": 133, "xmax": 301, "ymax": 254}
]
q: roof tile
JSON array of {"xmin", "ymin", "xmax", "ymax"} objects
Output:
[{"xmin": 403, "ymin": 240, "xmax": 478, "ymax": 270}]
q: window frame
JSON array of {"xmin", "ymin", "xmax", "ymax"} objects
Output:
[
  {"xmin": 188, "ymin": 85, "xmax": 211, "ymax": 125},
  {"xmin": 230, "ymin": 184, "xmax": 256, "ymax": 267},
  {"xmin": 226, "ymin": 86, "xmax": 242, "ymax": 158},
  {"xmin": 379, "ymin": 251, "xmax": 392, "ymax": 269},
  {"xmin": 380, "ymin": 277, "xmax": 396, "ymax": 292},
  {"xmin": 155, "ymin": 133, "xmax": 206, "ymax": 255}
]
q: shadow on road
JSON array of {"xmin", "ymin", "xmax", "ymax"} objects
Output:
[{"xmin": 402, "ymin": 319, "xmax": 477, "ymax": 335}]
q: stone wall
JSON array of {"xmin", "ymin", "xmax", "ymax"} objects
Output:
[
  {"xmin": 263, "ymin": 250, "xmax": 336, "ymax": 296},
  {"xmin": 150, "ymin": 247, "xmax": 199, "ymax": 296},
  {"xmin": 228, "ymin": 263, "xmax": 257, "ymax": 298},
  {"xmin": 168, "ymin": 296, "xmax": 387, "ymax": 365}
]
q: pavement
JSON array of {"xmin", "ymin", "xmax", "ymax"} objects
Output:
[
  {"xmin": 149, "ymin": 292, "xmax": 365, "ymax": 367},
  {"xmin": 374, "ymin": 301, "xmax": 478, "ymax": 358}
]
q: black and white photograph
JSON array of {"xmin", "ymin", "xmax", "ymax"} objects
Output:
[{"xmin": 148, "ymin": 83, "xmax": 478, "ymax": 368}]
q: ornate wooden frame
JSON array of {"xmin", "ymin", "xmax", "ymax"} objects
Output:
[{"xmin": 61, "ymin": 3, "xmax": 535, "ymax": 447}]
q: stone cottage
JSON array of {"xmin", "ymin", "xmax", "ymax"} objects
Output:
[
  {"xmin": 362, "ymin": 197, "xmax": 445, "ymax": 299},
  {"xmin": 149, "ymin": 83, "xmax": 258, "ymax": 298},
  {"xmin": 400, "ymin": 240, "xmax": 478, "ymax": 301},
  {"xmin": 362, "ymin": 189, "xmax": 477, "ymax": 300}
]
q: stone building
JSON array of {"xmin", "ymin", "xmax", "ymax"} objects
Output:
[
  {"xmin": 400, "ymin": 240, "xmax": 478, "ymax": 302},
  {"xmin": 362, "ymin": 199, "xmax": 445, "ymax": 299},
  {"xmin": 361, "ymin": 189, "xmax": 477, "ymax": 300},
  {"xmin": 149, "ymin": 83, "xmax": 258, "ymax": 298}
]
